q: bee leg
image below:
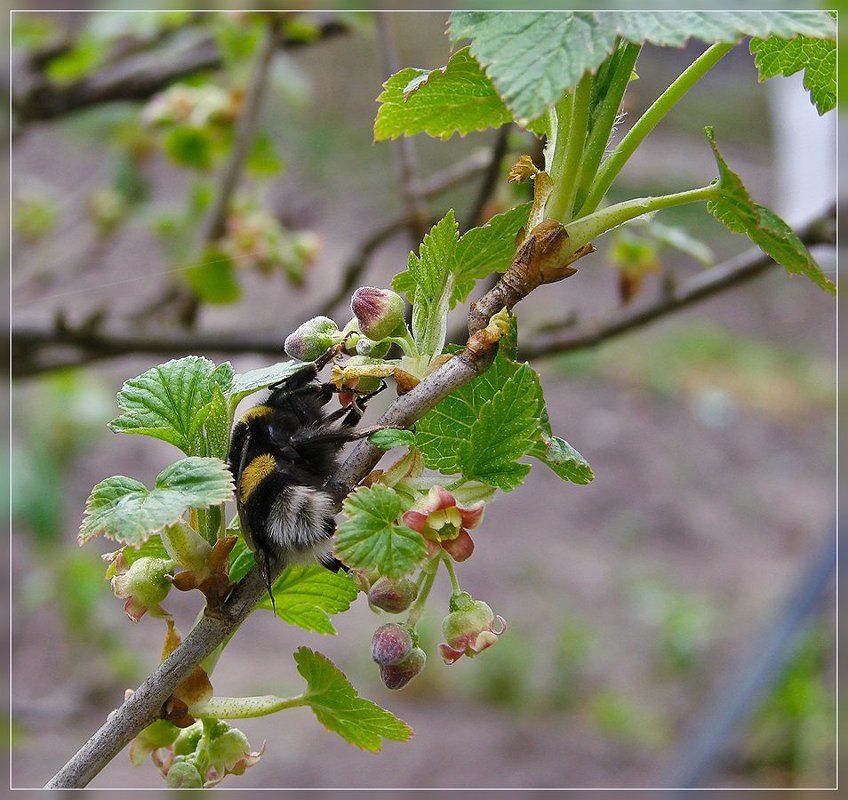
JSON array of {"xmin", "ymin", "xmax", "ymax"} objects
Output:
[
  {"xmin": 290, "ymin": 423, "xmax": 401, "ymax": 448},
  {"xmin": 342, "ymin": 381, "xmax": 389, "ymax": 426}
]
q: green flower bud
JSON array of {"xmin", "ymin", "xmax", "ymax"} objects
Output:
[
  {"xmin": 166, "ymin": 760, "xmax": 203, "ymax": 789},
  {"xmin": 110, "ymin": 556, "xmax": 173, "ymax": 623},
  {"xmin": 284, "ymin": 316, "xmax": 341, "ymax": 361}
]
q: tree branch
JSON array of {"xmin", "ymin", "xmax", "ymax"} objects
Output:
[
  {"xmin": 45, "ymin": 263, "xmax": 518, "ymax": 789},
  {"xmin": 12, "ymin": 16, "xmax": 349, "ymax": 124},
  {"xmin": 519, "ymin": 207, "xmax": 835, "ymax": 361}
]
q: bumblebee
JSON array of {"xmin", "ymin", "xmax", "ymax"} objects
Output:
[{"xmin": 227, "ymin": 346, "xmax": 381, "ymax": 606}]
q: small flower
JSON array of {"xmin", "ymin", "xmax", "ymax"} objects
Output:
[
  {"xmin": 110, "ymin": 555, "xmax": 174, "ymax": 623},
  {"xmin": 166, "ymin": 761, "xmax": 204, "ymax": 789},
  {"xmin": 402, "ymin": 486, "xmax": 484, "ymax": 562},
  {"xmin": 439, "ymin": 591, "xmax": 506, "ymax": 664},
  {"xmin": 368, "ymin": 576, "xmax": 418, "ymax": 614},
  {"xmin": 379, "ymin": 646, "xmax": 426, "ymax": 690},
  {"xmin": 284, "ymin": 316, "xmax": 342, "ymax": 361},
  {"xmin": 371, "ymin": 622, "xmax": 414, "ymax": 666},
  {"xmin": 350, "ymin": 287, "xmax": 406, "ymax": 341},
  {"xmin": 204, "ymin": 723, "xmax": 264, "ymax": 786}
]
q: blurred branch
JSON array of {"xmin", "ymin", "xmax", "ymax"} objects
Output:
[
  {"xmin": 375, "ymin": 14, "xmax": 430, "ymax": 243},
  {"xmin": 12, "ymin": 15, "xmax": 349, "ymax": 124},
  {"xmin": 519, "ymin": 206, "xmax": 835, "ymax": 361},
  {"xmin": 460, "ymin": 124, "xmax": 512, "ymax": 234},
  {"xmin": 127, "ymin": 18, "xmax": 282, "ymax": 327}
]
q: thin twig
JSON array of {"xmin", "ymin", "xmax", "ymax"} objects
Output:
[{"xmin": 519, "ymin": 207, "xmax": 835, "ymax": 361}]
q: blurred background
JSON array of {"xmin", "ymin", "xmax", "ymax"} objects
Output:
[{"xmin": 9, "ymin": 10, "xmax": 836, "ymax": 790}]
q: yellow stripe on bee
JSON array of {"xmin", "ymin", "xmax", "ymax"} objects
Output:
[
  {"xmin": 239, "ymin": 405, "xmax": 273, "ymax": 424},
  {"xmin": 239, "ymin": 453, "xmax": 277, "ymax": 503}
]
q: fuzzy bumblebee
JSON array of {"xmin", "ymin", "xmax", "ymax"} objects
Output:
[{"xmin": 227, "ymin": 346, "xmax": 381, "ymax": 607}]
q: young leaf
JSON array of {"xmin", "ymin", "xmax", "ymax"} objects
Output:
[
  {"xmin": 294, "ymin": 647, "xmax": 413, "ymax": 751},
  {"xmin": 750, "ymin": 34, "xmax": 836, "ymax": 115},
  {"xmin": 109, "ymin": 357, "xmax": 234, "ymax": 455},
  {"xmin": 79, "ymin": 457, "xmax": 234, "ymax": 546},
  {"xmin": 451, "ymin": 203, "xmax": 531, "ymax": 305},
  {"xmin": 705, "ymin": 128, "xmax": 834, "ymax": 295},
  {"xmin": 449, "ymin": 11, "xmax": 835, "ymax": 122},
  {"xmin": 335, "ymin": 485, "xmax": 427, "ymax": 579},
  {"xmin": 529, "ymin": 434, "xmax": 594, "ymax": 485},
  {"xmin": 415, "ymin": 347, "xmax": 544, "ymax": 490},
  {"xmin": 394, "ymin": 210, "xmax": 459, "ymax": 356},
  {"xmin": 374, "ymin": 46, "xmax": 512, "ymax": 141},
  {"xmin": 256, "ymin": 565, "xmax": 358, "ymax": 634},
  {"xmin": 228, "ymin": 361, "xmax": 305, "ymax": 408},
  {"xmin": 184, "ymin": 248, "xmax": 242, "ymax": 305}
]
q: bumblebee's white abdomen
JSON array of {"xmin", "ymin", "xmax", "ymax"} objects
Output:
[{"xmin": 268, "ymin": 485, "xmax": 336, "ymax": 556}]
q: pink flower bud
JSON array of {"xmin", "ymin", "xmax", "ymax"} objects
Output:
[
  {"xmin": 284, "ymin": 316, "xmax": 341, "ymax": 361},
  {"xmin": 379, "ymin": 646, "xmax": 426, "ymax": 690},
  {"xmin": 371, "ymin": 622, "xmax": 414, "ymax": 666},
  {"xmin": 368, "ymin": 576, "xmax": 418, "ymax": 614},
  {"xmin": 439, "ymin": 592, "xmax": 506, "ymax": 664},
  {"xmin": 350, "ymin": 287, "xmax": 406, "ymax": 341}
]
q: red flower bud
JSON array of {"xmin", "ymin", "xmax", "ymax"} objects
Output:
[
  {"xmin": 368, "ymin": 576, "xmax": 418, "ymax": 613},
  {"xmin": 371, "ymin": 623, "xmax": 414, "ymax": 666},
  {"xmin": 351, "ymin": 287, "xmax": 406, "ymax": 341},
  {"xmin": 379, "ymin": 647, "xmax": 426, "ymax": 690}
]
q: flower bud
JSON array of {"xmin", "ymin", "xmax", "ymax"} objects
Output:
[
  {"xmin": 368, "ymin": 576, "xmax": 418, "ymax": 614},
  {"xmin": 439, "ymin": 592, "xmax": 506, "ymax": 664},
  {"xmin": 284, "ymin": 316, "xmax": 341, "ymax": 361},
  {"xmin": 205, "ymin": 723, "xmax": 262, "ymax": 782},
  {"xmin": 379, "ymin": 646, "xmax": 426, "ymax": 690},
  {"xmin": 356, "ymin": 337, "xmax": 392, "ymax": 359},
  {"xmin": 371, "ymin": 622, "xmax": 414, "ymax": 666},
  {"xmin": 166, "ymin": 760, "xmax": 203, "ymax": 789},
  {"xmin": 351, "ymin": 287, "xmax": 406, "ymax": 341},
  {"xmin": 111, "ymin": 556, "xmax": 173, "ymax": 623}
]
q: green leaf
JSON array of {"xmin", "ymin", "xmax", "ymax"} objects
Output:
[
  {"xmin": 228, "ymin": 361, "xmax": 306, "ymax": 407},
  {"xmin": 374, "ymin": 46, "xmax": 513, "ymax": 141},
  {"xmin": 199, "ymin": 386, "xmax": 231, "ymax": 461},
  {"xmin": 227, "ymin": 533, "xmax": 254, "ymax": 583},
  {"xmin": 396, "ymin": 210, "xmax": 458, "ymax": 355},
  {"xmin": 79, "ymin": 457, "xmax": 234, "ymax": 546},
  {"xmin": 163, "ymin": 127, "xmax": 215, "ymax": 170},
  {"xmin": 750, "ymin": 35, "xmax": 836, "ymax": 115},
  {"xmin": 294, "ymin": 647, "xmax": 413, "ymax": 751},
  {"xmin": 45, "ymin": 35, "xmax": 104, "ymax": 83},
  {"xmin": 247, "ymin": 133, "xmax": 285, "ymax": 176},
  {"xmin": 451, "ymin": 203, "xmax": 530, "ymax": 305},
  {"xmin": 368, "ymin": 428, "xmax": 416, "ymax": 450},
  {"xmin": 416, "ymin": 347, "xmax": 544, "ymax": 490},
  {"xmin": 256, "ymin": 565, "xmax": 358, "ymax": 634},
  {"xmin": 109, "ymin": 357, "xmax": 234, "ymax": 455},
  {"xmin": 335, "ymin": 485, "xmax": 426, "ymax": 579},
  {"xmin": 185, "ymin": 248, "xmax": 242, "ymax": 305},
  {"xmin": 705, "ymin": 128, "xmax": 834, "ymax": 295},
  {"xmin": 529, "ymin": 435, "xmax": 594, "ymax": 485},
  {"xmin": 448, "ymin": 11, "xmax": 835, "ymax": 121}
]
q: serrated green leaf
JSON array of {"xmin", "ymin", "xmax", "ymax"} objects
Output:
[
  {"xmin": 529, "ymin": 434, "xmax": 594, "ymax": 485},
  {"xmin": 449, "ymin": 11, "xmax": 834, "ymax": 121},
  {"xmin": 451, "ymin": 203, "xmax": 530, "ymax": 305},
  {"xmin": 79, "ymin": 457, "xmax": 234, "ymax": 546},
  {"xmin": 294, "ymin": 647, "xmax": 413, "ymax": 751},
  {"xmin": 750, "ymin": 35, "xmax": 835, "ymax": 115},
  {"xmin": 374, "ymin": 47, "xmax": 513, "ymax": 141},
  {"xmin": 228, "ymin": 361, "xmax": 305, "ymax": 407},
  {"xmin": 198, "ymin": 386, "xmax": 231, "ymax": 461},
  {"xmin": 416, "ymin": 347, "xmax": 543, "ymax": 491},
  {"xmin": 457, "ymin": 365, "xmax": 541, "ymax": 490},
  {"xmin": 749, "ymin": 204, "xmax": 835, "ymax": 295},
  {"xmin": 256, "ymin": 565, "xmax": 358, "ymax": 634},
  {"xmin": 368, "ymin": 428, "xmax": 416, "ymax": 450},
  {"xmin": 185, "ymin": 248, "xmax": 242, "ymax": 305},
  {"xmin": 109, "ymin": 357, "xmax": 230, "ymax": 455},
  {"xmin": 705, "ymin": 128, "xmax": 834, "ymax": 295},
  {"xmin": 335, "ymin": 485, "xmax": 426, "ymax": 579},
  {"xmin": 403, "ymin": 210, "xmax": 459, "ymax": 356}
]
